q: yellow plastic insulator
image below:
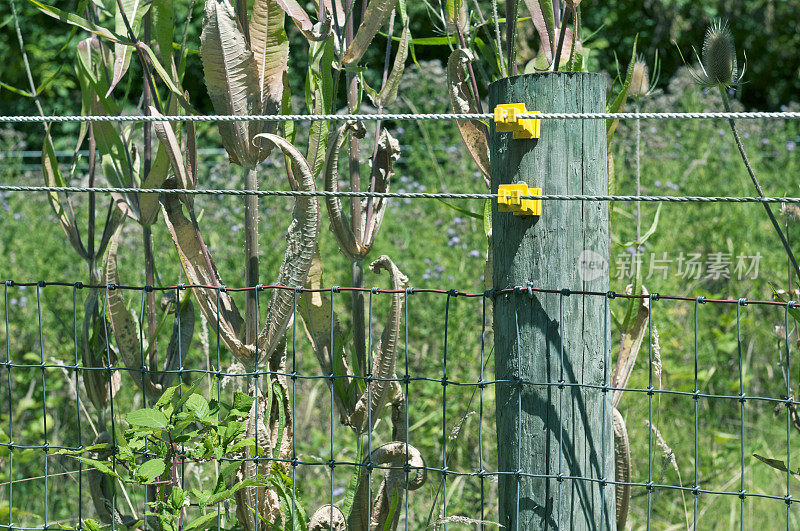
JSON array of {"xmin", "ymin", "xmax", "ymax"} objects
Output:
[
  {"xmin": 498, "ymin": 183, "xmax": 542, "ymax": 216},
  {"xmin": 494, "ymin": 103, "xmax": 541, "ymax": 139}
]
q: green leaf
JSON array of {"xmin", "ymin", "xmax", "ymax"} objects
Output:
[
  {"xmin": 136, "ymin": 458, "xmax": 167, "ymax": 483},
  {"xmin": 151, "ymin": 0, "xmax": 174, "ymax": 63},
  {"xmin": 753, "ymin": 454, "xmax": 800, "ymax": 481},
  {"xmin": 341, "ymin": 436, "xmax": 363, "ymax": 517},
  {"xmin": 156, "ymin": 385, "xmax": 179, "ymax": 408},
  {"xmin": 126, "ymin": 408, "xmax": 169, "ymax": 428},
  {"xmin": 73, "ymin": 456, "xmax": 121, "ymax": 479},
  {"xmin": 138, "ymin": 42, "xmax": 196, "ymax": 113},
  {"xmin": 223, "ymin": 420, "xmax": 245, "ymax": 446},
  {"xmin": 186, "ymin": 394, "xmax": 210, "ymax": 419},
  {"xmin": 616, "ymin": 203, "xmax": 662, "ymax": 247},
  {"xmin": 84, "ymin": 519, "xmax": 102, "ymax": 531},
  {"xmin": 184, "ymin": 511, "xmax": 220, "ymax": 531},
  {"xmin": 606, "ymin": 35, "xmax": 638, "ymax": 139},
  {"xmin": 232, "ymin": 392, "xmax": 255, "ymax": 412},
  {"xmin": 174, "ymin": 380, "xmax": 201, "ymax": 411},
  {"xmin": 54, "ymin": 443, "xmax": 112, "ymax": 456},
  {"xmin": 408, "ymin": 35, "xmax": 456, "ymax": 46},
  {"xmin": 27, "ymin": 0, "xmax": 130, "ymax": 43},
  {"xmin": 168, "ymin": 486, "xmax": 185, "ymax": 510}
]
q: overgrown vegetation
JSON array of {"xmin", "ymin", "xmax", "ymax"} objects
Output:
[{"xmin": 1, "ymin": 1, "xmax": 800, "ymax": 530}]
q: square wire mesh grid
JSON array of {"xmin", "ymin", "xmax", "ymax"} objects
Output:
[{"xmin": 1, "ymin": 280, "xmax": 800, "ymax": 530}]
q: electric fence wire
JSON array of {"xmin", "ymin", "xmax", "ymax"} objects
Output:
[
  {"xmin": 2, "ymin": 185, "xmax": 800, "ymax": 204},
  {"xmin": 3, "ymin": 111, "xmax": 800, "ymax": 123}
]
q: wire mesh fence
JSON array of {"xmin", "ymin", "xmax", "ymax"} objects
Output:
[{"xmin": 2, "ymin": 278, "xmax": 799, "ymax": 529}]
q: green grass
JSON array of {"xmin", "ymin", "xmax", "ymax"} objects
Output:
[{"xmin": 2, "ymin": 64, "xmax": 800, "ymax": 529}]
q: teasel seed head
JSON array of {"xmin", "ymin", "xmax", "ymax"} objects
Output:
[
  {"xmin": 686, "ymin": 19, "xmax": 746, "ymax": 88},
  {"xmin": 703, "ymin": 20, "xmax": 737, "ymax": 84},
  {"xmin": 781, "ymin": 203, "xmax": 800, "ymax": 222},
  {"xmin": 629, "ymin": 56, "xmax": 650, "ymax": 99}
]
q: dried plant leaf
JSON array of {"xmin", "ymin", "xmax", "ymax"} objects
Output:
[
  {"xmin": 323, "ymin": 122, "xmax": 365, "ymax": 259},
  {"xmin": 342, "ymin": 0, "xmax": 398, "ymax": 65},
  {"xmin": 524, "ymin": 0, "xmax": 555, "ymax": 65},
  {"xmin": 299, "ymin": 251, "xmax": 356, "ymax": 422},
  {"xmin": 614, "ymin": 408, "xmax": 631, "ymax": 531},
  {"xmin": 160, "ymin": 186, "xmax": 250, "ymax": 361},
  {"xmin": 82, "ymin": 290, "xmax": 121, "ymax": 410},
  {"xmin": 309, "ymin": 505, "xmax": 345, "ymax": 531},
  {"xmin": 347, "ymin": 442, "xmax": 425, "ymax": 531},
  {"xmin": 363, "ymin": 129, "xmax": 400, "ymax": 250},
  {"xmin": 373, "ymin": 20, "xmax": 409, "ymax": 108},
  {"xmin": 612, "ymin": 285, "xmax": 649, "ymax": 408},
  {"xmin": 104, "ymin": 227, "xmax": 164, "ymax": 401},
  {"xmin": 200, "ymin": 0, "xmax": 262, "ymax": 168},
  {"xmin": 151, "ymin": 107, "xmax": 193, "ymax": 192},
  {"xmin": 42, "ymin": 126, "xmax": 86, "ymax": 259},
  {"xmin": 348, "ymin": 256, "xmax": 408, "ymax": 433},
  {"xmin": 446, "ymin": 48, "xmax": 489, "ymax": 179},
  {"xmin": 253, "ymin": 134, "xmax": 320, "ymax": 363},
  {"xmin": 159, "ymin": 291, "xmax": 195, "ymax": 387},
  {"xmin": 108, "ymin": 0, "xmax": 148, "ymax": 95},
  {"xmin": 249, "ymin": 0, "xmax": 289, "ymax": 160}
]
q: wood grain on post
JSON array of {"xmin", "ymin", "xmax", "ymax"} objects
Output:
[{"xmin": 490, "ymin": 72, "xmax": 614, "ymax": 530}]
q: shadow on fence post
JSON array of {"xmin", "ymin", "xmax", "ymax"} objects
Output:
[{"xmin": 490, "ymin": 72, "xmax": 614, "ymax": 530}]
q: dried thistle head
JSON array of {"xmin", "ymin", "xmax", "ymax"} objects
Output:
[
  {"xmin": 629, "ymin": 56, "xmax": 650, "ymax": 98},
  {"xmin": 686, "ymin": 19, "xmax": 746, "ymax": 88},
  {"xmin": 781, "ymin": 203, "xmax": 800, "ymax": 221}
]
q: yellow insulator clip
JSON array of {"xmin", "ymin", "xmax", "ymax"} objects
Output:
[
  {"xmin": 498, "ymin": 183, "xmax": 541, "ymax": 216},
  {"xmin": 494, "ymin": 103, "xmax": 540, "ymax": 139}
]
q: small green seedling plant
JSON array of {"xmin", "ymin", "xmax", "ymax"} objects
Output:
[{"xmin": 56, "ymin": 382, "xmax": 300, "ymax": 531}]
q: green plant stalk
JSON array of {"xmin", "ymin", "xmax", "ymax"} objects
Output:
[
  {"xmin": 244, "ymin": 167, "xmax": 260, "ymax": 345},
  {"xmin": 143, "ymin": 225, "xmax": 158, "ymax": 368},
  {"xmin": 142, "ymin": 10, "xmax": 158, "ymax": 387},
  {"xmin": 720, "ymin": 89, "xmax": 800, "ymax": 284},
  {"xmin": 490, "ymin": 0, "xmax": 506, "ymax": 76},
  {"xmin": 552, "ymin": 5, "xmax": 571, "ymax": 71},
  {"xmin": 505, "ymin": 0, "xmax": 518, "ymax": 75},
  {"xmin": 454, "ymin": 22, "xmax": 483, "ymax": 114},
  {"xmin": 635, "ymin": 100, "xmax": 641, "ymax": 243}
]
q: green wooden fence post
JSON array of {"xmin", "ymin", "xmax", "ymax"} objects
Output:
[{"xmin": 490, "ymin": 72, "xmax": 614, "ymax": 530}]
